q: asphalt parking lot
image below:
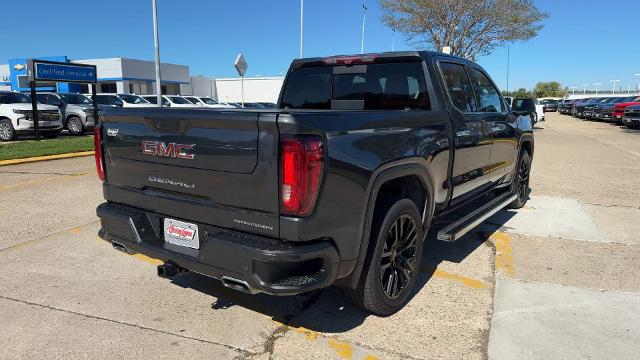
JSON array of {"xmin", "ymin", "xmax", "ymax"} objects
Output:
[{"xmin": 1, "ymin": 112, "xmax": 639, "ymax": 360}]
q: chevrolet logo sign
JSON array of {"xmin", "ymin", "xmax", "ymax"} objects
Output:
[{"xmin": 13, "ymin": 64, "xmax": 25, "ymax": 71}]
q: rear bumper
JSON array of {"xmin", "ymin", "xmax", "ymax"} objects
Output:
[{"xmin": 96, "ymin": 202, "xmax": 339, "ymax": 296}]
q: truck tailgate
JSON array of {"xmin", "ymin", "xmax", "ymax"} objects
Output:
[{"xmin": 100, "ymin": 108, "xmax": 280, "ymax": 237}]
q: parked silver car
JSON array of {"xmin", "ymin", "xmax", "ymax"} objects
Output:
[{"xmin": 36, "ymin": 93, "xmax": 96, "ymax": 135}]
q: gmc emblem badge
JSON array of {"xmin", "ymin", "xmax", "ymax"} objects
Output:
[{"xmin": 142, "ymin": 140, "xmax": 195, "ymax": 159}]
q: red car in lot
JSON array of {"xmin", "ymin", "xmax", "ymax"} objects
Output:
[{"xmin": 612, "ymin": 96, "xmax": 640, "ymax": 123}]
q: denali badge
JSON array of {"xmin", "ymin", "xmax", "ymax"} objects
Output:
[
  {"xmin": 106, "ymin": 128, "xmax": 119, "ymax": 137},
  {"xmin": 142, "ymin": 140, "xmax": 195, "ymax": 159},
  {"xmin": 148, "ymin": 176, "xmax": 195, "ymax": 189}
]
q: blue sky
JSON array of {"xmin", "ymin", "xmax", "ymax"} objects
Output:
[{"xmin": 1, "ymin": 0, "xmax": 638, "ymax": 91}]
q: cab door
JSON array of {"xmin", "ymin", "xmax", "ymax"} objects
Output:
[
  {"xmin": 437, "ymin": 60, "xmax": 493, "ymax": 200},
  {"xmin": 467, "ymin": 66, "xmax": 517, "ymax": 186}
]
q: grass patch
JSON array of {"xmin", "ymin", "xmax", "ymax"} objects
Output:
[{"xmin": 0, "ymin": 136, "xmax": 94, "ymax": 161}]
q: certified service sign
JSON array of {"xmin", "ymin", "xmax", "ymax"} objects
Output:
[{"xmin": 34, "ymin": 61, "xmax": 97, "ymax": 83}]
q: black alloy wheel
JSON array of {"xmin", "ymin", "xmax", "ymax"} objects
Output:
[
  {"xmin": 379, "ymin": 214, "xmax": 419, "ymax": 299},
  {"xmin": 509, "ymin": 151, "xmax": 531, "ymax": 209},
  {"xmin": 345, "ymin": 198, "xmax": 425, "ymax": 316}
]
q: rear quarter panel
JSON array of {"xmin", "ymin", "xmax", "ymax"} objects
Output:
[{"xmin": 277, "ymin": 110, "xmax": 452, "ymax": 265}]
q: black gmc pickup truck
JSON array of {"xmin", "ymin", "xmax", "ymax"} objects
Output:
[{"xmin": 95, "ymin": 51, "xmax": 533, "ymax": 315}]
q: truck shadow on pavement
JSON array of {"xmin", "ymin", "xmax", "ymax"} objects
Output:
[{"xmin": 166, "ymin": 210, "xmax": 517, "ymax": 333}]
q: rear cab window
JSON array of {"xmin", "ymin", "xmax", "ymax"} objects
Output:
[{"xmin": 280, "ymin": 60, "xmax": 430, "ymax": 111}]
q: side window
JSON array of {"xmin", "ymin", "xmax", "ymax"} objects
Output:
[
  {"xmin": 36, "ymin": 94, "xmax": 48, "ymax": 104},
  {"xmin": 440, "ymin": 62, "xmax": 477, "ymax": 112},
  {"xmin": 111, "ymin": 96, "xmax": 124, "ymax": 107},
  {"xmin": 48, "ymin": 95, "xmax": 63, "ymax": 107},
  {"xmin": 95, "ymin": 96, "xmax": 108, "ymax": 105},
  {"xmin": 469, "ymin": 68, "xmax": 504, "ymax": 113}
]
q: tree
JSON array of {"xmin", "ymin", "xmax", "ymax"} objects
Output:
[
  {"xmin": 379, "ymin": 0, "xmax": 548, "ymax": 60},
  {"xmin": 503, "ymin": 88, "xmax": 532, "ymax": 98},
  {"xmin": 533, "ymin": 81, "xmax": 566, "ymax": 98}
]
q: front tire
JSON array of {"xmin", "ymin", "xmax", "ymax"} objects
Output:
[
  {"xmin": 0, "ymin": 119, "xmax": 16, "ymax": 142},
  {"xmin": 509, "ymin": 151, "xmax": 531, "ymax": 209},
  {"xmin": 345, "ymin": 199, "xmax": 425, "ymax": 316},
  {"xmin": 66, "ymin": 116, "xmax": 84, "ymax": 135}
]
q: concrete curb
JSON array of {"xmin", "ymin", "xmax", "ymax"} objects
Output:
[{"xmin": 0, "ymin": 151, "xmax": 95, "ymax": 167}]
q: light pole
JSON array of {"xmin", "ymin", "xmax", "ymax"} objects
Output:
[
  {"xmin": 152, "ymin": 0, "xmax": 162, "ymax": 107},
  {"xmin": 635, "ymin": 74, "xmax": 640, "ymax": 93},
  {"xmin": 570, "ymin": 86, "xmax": 578, "ymax": 95},
  {"xmin": 593, "ymin": 82, "xmax": 602, "ymax": 95},
  {"xmin": 391, "ymin": 30, "xmax": 395, "ymax": 51},
  {"xmin": 300, "ymin": 0, "xmax": 304, "ymax": 58},
  {"xmin": 610, "ymin": 80, "xmax": 620, "ymax": 95},
  {"xmin": 582, "ymin": 83, "xmax": 589, "ymax": 94},
  {"xmin": 506, "ymin": 45, "xmax": 510, "ymax": 94},
  {"xmin": 361, "ymin": 4, "xmax": 367, "ymax": 54}
]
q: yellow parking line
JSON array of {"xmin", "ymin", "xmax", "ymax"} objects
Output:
[
  {"xmin": 432, "ymin": 269, "xmax": 490, "ymax": 289},
  {"xmin": 274, "ymin": 320, "xmax": 381, "ymax": 360},
  {"xmin": 0, "ymin": 151, "xmax": 94, "ymax": 167},
  {"xmin": 131, "ymin": 253, "xmax": 164, "ymax": 265},
  {"xmin": 328, "ymin": 338, "xmax": 354, "ymax": 359},
  {"xmin": 490, "ymin": 232, "xmax": 514, "ymax": 277}
]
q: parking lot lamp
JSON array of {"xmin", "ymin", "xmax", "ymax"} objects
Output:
[
  {"xmin": 570, "ymin": 86, "xmax": 578, "ymax": 95},
  {"xmin": 300, "ymin": 0, "xmax": 304, "ymax": 58},
  {"xmin": 610, "ymin": 80, "xmax": 620, "ymax": 95},
  {"xmin": 582, "ymin": 84, "xmax": 588, "ymax": 94},
  {"xmin": 635, "ymin": 74, "xmax": 640, "ymax": 93},
  {"xmin": 593, "ymin": 83, "xmax": 601, "ymax": 95},
  {"xmin": 152, "ymin": 0, "xmax": 162, "ymax": 107},
  {"xmin": 361, "ymin": 3, "xmax": 367, "ymax": 54}
]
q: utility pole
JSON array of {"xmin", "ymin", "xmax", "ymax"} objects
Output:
[
  {"xmin": 152, "ymin": 0, "xmax": 162, "ymax": 107},
  {"xmin": 361, "ymin": 4, "xmax": 367, "ymax": 54},
  {"xmin": 300, "ymin": 0, "xmax": 304, "ymax": 58},
  {"xmin": 610, "ymin": 80, "xmax": 620, "ymax": 95}
]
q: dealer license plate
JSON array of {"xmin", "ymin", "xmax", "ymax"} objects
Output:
[{"xmin": 164, "ymin": 218, "xmax": 199, "ymax": 249}]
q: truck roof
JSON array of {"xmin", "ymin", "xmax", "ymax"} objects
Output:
[{"xmin": 290, "ymin": 51, "xmax": 472, "ymax": 69}]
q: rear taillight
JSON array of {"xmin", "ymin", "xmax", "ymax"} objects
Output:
[
  {"xmin": 94, "ymin": 125, "xmax": 105, "ymax": 181},
  {"xmin": 280, "ymin": 136, "xmax": 324, "ymax": 217}
]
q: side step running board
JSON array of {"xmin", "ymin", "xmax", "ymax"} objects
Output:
[{"xmin": 437, "ymin": 193, "xmax": 517, "ymax": 242}]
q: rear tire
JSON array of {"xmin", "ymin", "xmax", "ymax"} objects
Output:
[
  {"xmin": 0, "ymin": 119, "xmax": 15, "ymax": 142},
  {"xmin": 508, "ymin": 151, "xmax": 531, "ymax": 209},
  {"xmin": 345, "ymin": 198, "xmax": 425, "ymax": 316}
]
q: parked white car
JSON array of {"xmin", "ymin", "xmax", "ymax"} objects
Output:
[
  {"xmin": 534, "ymin": 99, "xmax": 546, "ymax": 122},
  {"xmin": 95, "ymin": 94, "xmax": 156, "ymax": 108},
  {"xmin": 0, "ymin": 91, "xmax": 63, "ymax": 141},
  {"xmin": 142, "ymin": 95, "xmax": 198, "ymax": 108},
  {"xmin": 182, "ymin": 96, "xmax": 234, "ymax": 108}
]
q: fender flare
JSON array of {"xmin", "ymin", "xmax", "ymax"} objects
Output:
[{"xmin": 346, "ymin": 157, "xmax": 436, "ymax": 289}]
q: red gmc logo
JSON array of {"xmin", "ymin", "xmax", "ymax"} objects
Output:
[{"xmin": 142, "ymin": 140, "xmax": 195, "ymax": 159}]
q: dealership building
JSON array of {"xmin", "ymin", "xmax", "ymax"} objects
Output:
[{"xmin": 0, "ymin": 55, "xmax": 284, "ymax": 103}]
